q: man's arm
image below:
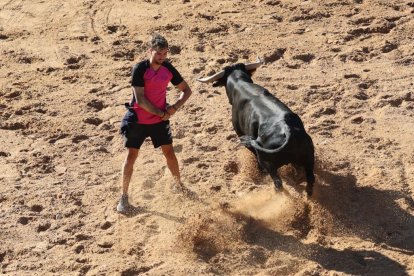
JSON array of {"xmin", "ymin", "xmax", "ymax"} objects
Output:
[
  {"xmin": 167, "ymin": 81, "xmax": 192, "ymax": 115},
  {"xmin": 132, "ymin": 86, "xmax": 166, "ymax": 118}
]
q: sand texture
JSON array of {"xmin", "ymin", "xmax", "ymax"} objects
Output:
[{"xmin": 1, "ymin": 0, "xmax": 414, "ymax": 275}]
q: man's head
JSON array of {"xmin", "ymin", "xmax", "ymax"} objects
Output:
[{"xmin": 149, "ymin": 34, "xmax": 169, "ymax": 65}]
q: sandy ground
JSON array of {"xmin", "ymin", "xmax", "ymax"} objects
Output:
[{"xmin": 1, "ymin": 0, "xmax": 414, "ymax": 275}]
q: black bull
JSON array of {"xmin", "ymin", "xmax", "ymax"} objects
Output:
[{"xmin": 201, "ymin": 63, "xmax": 315, "ymax": 196}]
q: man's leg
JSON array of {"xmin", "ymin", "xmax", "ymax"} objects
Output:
[
  {"xmin": 118, "ymin": 148, "xmax": 139, "ymax": 213},
  {"xmin": 122, "ymin": 147, "xmax": 139, "ymax": 195},
  {"xmin": 160, "ymin": 144, "xmax": 181, "ymax": 185}
]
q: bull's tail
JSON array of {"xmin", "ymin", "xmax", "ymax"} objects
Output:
[{"xmin": 240, "ymin": 127, "xmax": 290, "ymax": 154}]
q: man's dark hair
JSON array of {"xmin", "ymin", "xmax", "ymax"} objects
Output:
[{"xmin": 150, "ymin": 34, "xmax": 168, "ymax": 50}]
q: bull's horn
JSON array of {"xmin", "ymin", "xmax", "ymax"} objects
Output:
[
  {"xmin": 197, "ymin": 70, "xmax": 225, "ymax": 83},
  {"xmin": 245, "ymin": 57, "xmax": 263, "ymax": 71},
  {"xmin": 197, "ymin": 58, "xmax": 262, "ymax": 83}
]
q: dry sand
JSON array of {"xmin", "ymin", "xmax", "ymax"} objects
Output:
[{"xmin": 1, "ymin": 0, "xmax": 414, "ymax": 275}]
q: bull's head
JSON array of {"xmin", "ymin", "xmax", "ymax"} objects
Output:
[{"xmin": 197, "ymin": 58, "xmax": 263, "ymax": 87}]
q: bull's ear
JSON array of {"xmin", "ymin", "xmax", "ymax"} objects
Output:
[
  {"xmin": 212, "ymin": 81, "xmax": 223, "ymax": 87},
  {"xmin": 247, "ymin": 68, "xmax": 257, "ymax": 77},
  {"xmin": 212, "ymin": 78, "xmax": 227, "ymax": 87}
]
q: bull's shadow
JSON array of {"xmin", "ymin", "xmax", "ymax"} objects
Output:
[
  {"xmin": 237, "ymin": 149, "xmax": 414, "ymax": 254},
  {"xmin": 243, "ymin": 218, "xmax": 407, "ymax": 275},
  {"xmin": 313, "ymin": 164, "xmax": 414, "ymax": 254}
]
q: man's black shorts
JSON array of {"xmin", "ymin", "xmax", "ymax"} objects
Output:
[{"xmin": 123, "ymin": 120, "xmax": 173, "ymax": 149}]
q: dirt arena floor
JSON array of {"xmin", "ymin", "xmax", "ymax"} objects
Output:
[{"xmin": 1, "ymin": 0, "xmax": 413, "ymax": 275}]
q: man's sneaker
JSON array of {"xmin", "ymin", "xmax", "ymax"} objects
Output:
[
  {"xmin": 117, "ymin": 194, "xmax": 129, "ymax": 213},
  {"xmin": 171, "ymin": 184, "xmax": 185, "ymax": 194}
]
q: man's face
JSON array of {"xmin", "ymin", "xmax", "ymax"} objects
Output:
[{"xmin": 150, "ymin": 47, "xmax": 168, "ymax": 65}]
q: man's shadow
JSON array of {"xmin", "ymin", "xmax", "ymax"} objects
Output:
[
  {"xmin": 242, "ymin": 217, "xmax": 407, "ymax": 275},
  {"xmin": 312, "ymin": 165, "xmax": 414, "ymax": 255},
  {"xmin": 122, "ymin": 205, "xmax": 186, "ymax": 224},
  {"xmin": 119, "ymin": 186, "xmax": 208, "ymax": 223}
]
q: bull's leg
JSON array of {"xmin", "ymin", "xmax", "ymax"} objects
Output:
[
  {"xmin": 258, "ymin": 163, "xmax": 266, "ymax": 174},
  {"xmin": 232, "ymin": 118, "xmax": 244, "ymax": 137},
  {"xmin": 239, "ymin": 135, "xmax": 263, "ymax": 168},
  {"xmin": 242, "ymin": 140, "xmax": 256, "ymax": 156},
  {"xmin": 261, "ymin": 160, "xmax": 283, "ymax": 191},
  {"xmin": 305, "ymin": 157, "xmax": 315, "ymax": 197},
  {"xmin": 256, "ymin": 156, "xmax": 267, "ymax": 173},
  {"xmin": 270, "ymin": 169, "xmax": 283, "ymax": 192}
]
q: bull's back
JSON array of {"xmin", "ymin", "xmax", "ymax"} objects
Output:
[{"xmin": 235, "ymin": 84, "xmax": 291, "ymax": 116}]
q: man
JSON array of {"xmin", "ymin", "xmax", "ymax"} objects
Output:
[{"xmin": 117, "ymin": 34, "xmax": 192, "ymax": 213}]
